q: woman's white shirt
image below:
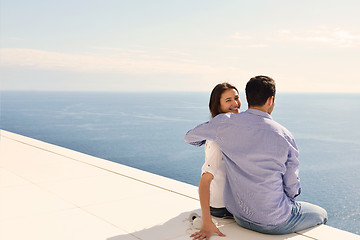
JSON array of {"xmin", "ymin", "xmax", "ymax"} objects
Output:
[{"xmin": 201, "ymin": 140, "xmax": 226, "ymax": 208}]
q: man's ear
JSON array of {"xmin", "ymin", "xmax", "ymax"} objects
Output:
[{"xmin": 266, "ymin": 96, "xmax": 275, "ymax": 106}]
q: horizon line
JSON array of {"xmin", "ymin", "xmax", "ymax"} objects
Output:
[{"xmin": 1, "ymin": 90, "xmax": 360, "ymax": 94}]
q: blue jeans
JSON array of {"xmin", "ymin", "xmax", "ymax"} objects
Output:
[
  {"xmin": 234, "ymin": 201, "xmax": 328, "ymax": 235},
  {"xmin": 210, "ymin": 207, "xmax": 233, "ymax": 218}
]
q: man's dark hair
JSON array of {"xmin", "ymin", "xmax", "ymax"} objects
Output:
[{"xmin": 245, "ymin": 75, "xmax": 276, "ymax": 107}]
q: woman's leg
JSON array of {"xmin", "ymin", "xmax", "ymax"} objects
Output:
[{"xmin": 210, "ymin": 207, "xmax": 233, "ymax": 218}]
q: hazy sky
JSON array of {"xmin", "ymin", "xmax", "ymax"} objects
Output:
[{"xmin": 1, "ymin": 0, "xmax": 360, "ymax": 92}]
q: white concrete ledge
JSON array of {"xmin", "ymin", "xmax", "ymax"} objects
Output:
[{"xmin": 1, "ymin": 129, "xmax": 359, "ymax": 240}]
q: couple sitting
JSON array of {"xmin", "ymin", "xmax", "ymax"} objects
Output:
[{"xmin": 185, "ymin": 76, "xmax": 328, "ymax": 239}]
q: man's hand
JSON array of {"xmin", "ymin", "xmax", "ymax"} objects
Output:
[{"xmin": 190, "ymin": 222, "xmax": 225, "ymax": 240}]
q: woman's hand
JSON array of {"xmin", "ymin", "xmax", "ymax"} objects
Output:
[
  {"xmin": 190, "ymin": 221, "xmax": 225, "ymax": 240},
  {"xmin": 193, "ymin": 172, "xmax": 225, "ymax": 239}
]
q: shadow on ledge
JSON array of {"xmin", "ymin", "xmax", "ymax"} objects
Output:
[{"xmin": 107, "ymin": 209, "xmax": 308, "ymax": 240}]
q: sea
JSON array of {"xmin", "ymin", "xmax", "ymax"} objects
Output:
[{"xmin": 0, "ymin": 91, "xmax": 359, "ymax": 235}]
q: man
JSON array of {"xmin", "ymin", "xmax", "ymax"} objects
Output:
[{"xmin": 185, "ymin": 76, "xmax": 327, "ymax": 235}]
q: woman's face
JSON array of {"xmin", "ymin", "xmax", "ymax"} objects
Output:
[{"xmin": 219, "ymin": 89, "xmax": 241, "ymax": 114}]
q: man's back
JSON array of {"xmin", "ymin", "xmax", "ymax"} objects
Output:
[
  {"xmin": 185, "ymin": 108, "xmax": 301, "ymax": 227},
  {"xmin": 216, "ymin": 109, "xmax": 300, "ymax": 226}
]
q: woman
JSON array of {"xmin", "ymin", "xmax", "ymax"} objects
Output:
[{"xmin": 191, "ymin": 83, "xmax": 241, "ymax": 240}]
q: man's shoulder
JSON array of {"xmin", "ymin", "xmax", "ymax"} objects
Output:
[{"xmin": 264, "ymin": 118, "xmax": 294, "ymax": 139}]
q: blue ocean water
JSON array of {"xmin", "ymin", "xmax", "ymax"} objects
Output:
[{"xmin": 0, "ymin": 91, "xmax": 359, "ymax": 235}]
